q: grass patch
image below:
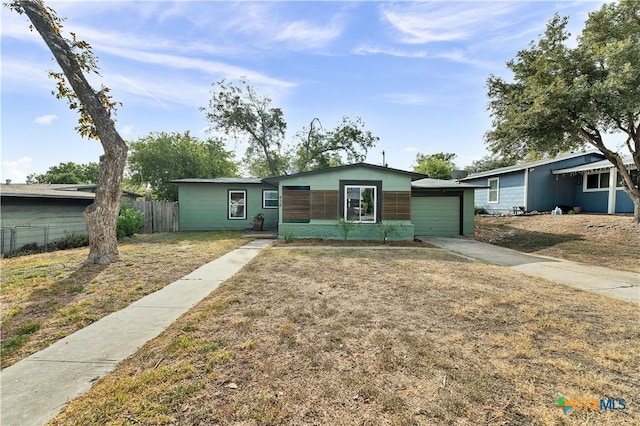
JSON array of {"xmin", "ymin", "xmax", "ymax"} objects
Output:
[
  {"xmin": 49, "ymin": 248, "xmax": 639, "ymax": 425},
  {"xmin": 475, "ymin": 214, "xmax": 640, "ymax": 273},
  {"xmin": 0, "ymin": 231, "xmax": 247, "ymax": 368}
]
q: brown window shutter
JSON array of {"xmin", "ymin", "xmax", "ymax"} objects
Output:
[
  {"xmin": 310, "ymin": 190, "xmax": 339, "ymax": 220},
  {"xmin": 283, "ymin": 187, "xmax": 310, "ymax": 223},
  {"xmin": 382, "ymin": 191, "xmax": 411, "ymax": 220}
]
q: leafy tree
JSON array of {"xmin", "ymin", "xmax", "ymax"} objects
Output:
[
  {"xmin": 291, "ymin": 116, "xmax": 378, "ymax": 172},
  {"xmin": 10, "ymin": 0, "xmax": 128, "ymax": 264},
  {"xmin": 34, "ymin": 161, "xmax": 99, "ymax": 184},
  {"xmin": 465, "ymin": 155, "xmax": 517, "ymax": 174},
  {"xmin": 202, "ymin": 79, "xmax": 287, "ymax": 177},
  {"xmin": 413, "ymin": 152, "xmax": 457, "ymax": 179},
  {"xmin": 128, "ymin": 131, "xmax": 238, "ymax": 201},
  {"xmin": 486, "ymin": 0, "xmax": 640, "ymax": 221}
]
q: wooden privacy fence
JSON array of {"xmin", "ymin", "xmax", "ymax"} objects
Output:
[{"xmin": 132, "ymin": 201, "xmax": 179, "ymax": 233}]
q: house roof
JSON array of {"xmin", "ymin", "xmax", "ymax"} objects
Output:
[
  {"xmin": 0, "ymin": 184, "xmax": 142, "ymax": 199},
  {"xmin": 552, "ymin": 156, "xmax": 636, "ymax": 175},
  {"xmin": 1, "ymin": 184, "xmax": 96, "ymax": 200},
  {"xmin": 169, "ymin": 177, "xmax": 266, "ymax": 184},
  {"xmin": 411, "ymin": 178, "xmax": 487, "ymax": 189},
  {"xmin": 461, "ymin": 151, "xmax": 604, "ymax": 180},
  {"xmin": 264, "ymin": 163, "xmax": 426, "ymax": 184}
]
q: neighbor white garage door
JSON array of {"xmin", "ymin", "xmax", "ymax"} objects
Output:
[{"xmin": 411, "ymin": 196, "xmax": 460, "ymax": 236}]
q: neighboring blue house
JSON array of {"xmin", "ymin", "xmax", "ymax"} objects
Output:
[
  {"xmin": 462, "ymin": 151, "xmax": 638, "ymax": 214},
  {"xmin": 552, "ymin": 157, "xmax": 638, "ymax": 214}
]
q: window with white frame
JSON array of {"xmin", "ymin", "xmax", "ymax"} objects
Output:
[
  {"xmin": 228, "ymin": 190, "xmax": 246, "ymax": 219},
  {"xmin": 345, "ymin": 185, "xmax": 376, "ymax": 223},
  {"xmin": 585, "ymin": 171, "xmax": 610, "ymax": 191},
  {"xmin": 616, "ymin": 170, "xmax": 639, "ymax": 188},
  {"xmin": 263, "ymin": 190, "xmax": 278, "ymax": 208},
  {"xmin": 488, "ymin": 178, "xmax": 499, "ymax": 203}
]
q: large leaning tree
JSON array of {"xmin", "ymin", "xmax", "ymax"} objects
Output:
[
  {"xmin": 486, "ymin": 0, "xmax": 640, "ymax": 221},
  {"xmin": 202, "ymin": 79, "xmax": 288, "ymax": 177},
  {"xmin": 10, "ymin": 0, "xmax": 128, "ymax": 263}
]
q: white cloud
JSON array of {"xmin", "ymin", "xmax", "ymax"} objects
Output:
[
  {"xmin": 382, "ymin": 93, "xmax": 431, "ymax": 106},
  {"xmin": 274, "ymin": 19, "xmax": 343, "ymax": 50},
  {"xmin": 353, "ymin": 45, "xmax": 427, "ymax": 58},
  {"xmin": 380, "ymin": 2, "xmax": 521, "ymax": 44},
  {"xmin": 1, "ymin": 157, "xmax": 33, "ymax": 183},
  {"xmin": 34, "ymin": 114, "xmax": 58, "ymax": 125}
]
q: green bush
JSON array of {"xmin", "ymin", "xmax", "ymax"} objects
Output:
[
  {"xmin": 474, "ymin": 206, "xmax": 486, "ymax": 215},
  {"xmin": 283, "ymin": 231, "xmax": 296, "ymax": 244},
  {"xmin": 116, "ymin": 207, "xmax": 146, "ymax": 240},
  {"xmin": 48, "ymin": 233, "xmax": 89, "ymax": 251}
]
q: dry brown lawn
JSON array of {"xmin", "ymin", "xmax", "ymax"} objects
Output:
[
  {"xmin": 48, "ymin": 248, "xmax": 639, "ymax": 425},
  {"xmin": 474, "ymin": 214, "xmax": 640, "ymax": 273},
  {"xmin": 0, "ymin": 231, "xmax": 246, "ymax": 368}
]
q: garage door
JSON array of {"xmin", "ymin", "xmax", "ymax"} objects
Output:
[{"xmin": 411, "ymin": 196, "xmax": 460, "ymax": 236}]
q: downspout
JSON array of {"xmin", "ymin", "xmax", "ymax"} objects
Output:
[
  {"xmin": 523, "ymin": 168, "xmax": 529, "ymax": 211},
  {"xmin": 608, "ymin": 168, "xmax": 617, "ymax": 214}
]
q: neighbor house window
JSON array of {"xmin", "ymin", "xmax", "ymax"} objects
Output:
[
  {"xmin": 585, "ymin": 172, "xmax": 610, "ymax": 191},
  {"xmin": 345, "ymin": 185, "xmax": 376, "ymax": 223},
  {"xmin": 616, "ymin": 170, "xmax": 639, "ymax": 188},
  {"xmin": 488, "ymin": 178, "xmax": 499, "ymax": 203},
  {"xmin": 263, "ymin": 190, "xmax": 278, "ymax": 208},
  {"xmin": 228, "ymin": 190, "xmax": 246, "ymax": 219}
]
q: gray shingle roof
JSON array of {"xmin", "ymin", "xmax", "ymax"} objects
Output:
[
  {"xmin": 1, "ymin": 184, "xmax": 96, "ymax": 199},
  {"xmin": 412, "ymin": 178, "xmax": 487, "ymax": 189}
]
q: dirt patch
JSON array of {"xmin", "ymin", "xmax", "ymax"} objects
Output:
[
  {"xmin": 474, "ymin": 214, "xmax": 640, "ymax": 273},
  {"xmin": 49, "ymin": 249, "xmax": 639, "ymax": 425}
]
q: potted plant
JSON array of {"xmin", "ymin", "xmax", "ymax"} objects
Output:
[{"xmin": 252, "ymin": 213, "xmax": 264, "ymax": 231}]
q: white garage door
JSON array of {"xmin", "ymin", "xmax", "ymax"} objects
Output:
[{"xmin": 411, "ymin": 196, "xmax": 460, "ymax": 236}]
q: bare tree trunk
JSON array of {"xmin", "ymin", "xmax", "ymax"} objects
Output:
[{"xmin": 19, "ymin": 0, "xmax": 128, "ymax": 264}]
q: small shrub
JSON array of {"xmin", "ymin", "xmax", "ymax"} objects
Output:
[
  {"xmin": 116, "ymin": 207, "xmax": 146, "ymax": 240},
  {"xmin": 16, "ymin": 242, "xmax": 41, "ymax": 255},
  {"xmin": 10, "ymin": 233, "xmax": 89, "ymax": 258},
  {"xmin": 474, "ymin": 206, "xmax": 486, "ymax": 215},
  {"xmin": 337, "ymin": 217, "xmax": 355, "ymax": 241},
  {"xmin": 283, "ymin": 231, "xmax": 296, "ymax": 243},
  {"xmin": 48, "ymin": 233, "xmax": 89, "ymax": 251},
  {"xmin": 568, "ymin": 210, "xmax": 575, "ymax": 215}
]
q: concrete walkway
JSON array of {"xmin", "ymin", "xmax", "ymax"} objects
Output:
[
  {"xmin": 419, "ymin": 237, "xmax": 639, "ymax": 304},
  {"xmin": 0, "ymin": 239, "xmax": 272, "ymax": 426}
]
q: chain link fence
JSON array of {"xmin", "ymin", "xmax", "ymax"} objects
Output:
[{"xmin": 1, "ymin": 224, "xmax": 88, "ymax": 256}]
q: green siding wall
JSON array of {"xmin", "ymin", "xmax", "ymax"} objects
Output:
[
  {"xmin": 178, "ymin": 183, "xmax": 278, "ymax": 231},
  {"xmin": 462, "ymin": 190, "xmax": 475, "ymax": 235},
  {"xmin": 1, "ymin": 198, "xmax": 92, "ymax": 253},
  {"xmin": 274, "ymin": 166, "xmax": 416, "ymax": 240},
  {"xmin": 277, "ymin": 167, "xmax": 411, "ymax": 191},
  {"xmin": 279, "ymin": 221, "xmax": 414, "ymax": 242}
]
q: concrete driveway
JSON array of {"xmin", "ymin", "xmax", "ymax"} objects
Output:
[{"xmin": 418, "ymin": 236, "xmax": 639, "ymax": 304}]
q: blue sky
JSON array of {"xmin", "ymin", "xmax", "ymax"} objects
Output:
[{"xmin": 1, "ymin": 1, "xmax": 607, "ymax": 182}]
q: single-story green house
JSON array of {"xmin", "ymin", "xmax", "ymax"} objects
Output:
[
  {"xmin": 172, "ymin": 163, "xmax": 484, "ymax": 240},
  {"xmin": 170, "ymin": 178, "xmax": 279, "ymax": 231},
  {"xmin": 1, "ymin": 183, "xmax": 142, "ymax": 254}
]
